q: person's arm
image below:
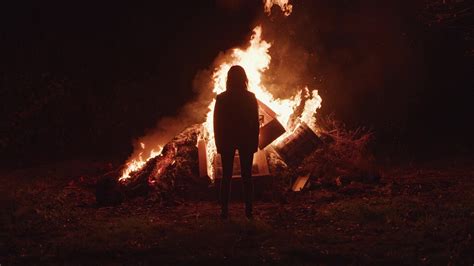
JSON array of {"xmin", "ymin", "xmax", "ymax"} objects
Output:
[{"xmin": 213, "ymin": 95, "xmax": 223, "ymax": 153}]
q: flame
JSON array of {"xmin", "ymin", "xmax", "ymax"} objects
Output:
[
  {"xmin": 119, "ymin": 143, "xmax": 163, "ymax": 182},
  {"xmin": 200, "ymin": 25, "xmax": 322, "ymax": 179},
  {"xmin": 263, "ymin": 0, "xmax": 293, "ymax": 16},
  {"xmin": 300, "ymin": 87, "xmax": 323, "ymax": 133}
]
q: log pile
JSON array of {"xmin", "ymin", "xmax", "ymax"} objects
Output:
[
  {"xmin": 121, "ymin": 125, "xmax": 209, "ymax": 199},
  {"xmin": 96, "ymin": 116, "xmax": 379, "ymax": 205}
]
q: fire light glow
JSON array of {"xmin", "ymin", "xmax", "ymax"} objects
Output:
[
  {"xmin": 200, "ymin": 25, "xmax": 322, "ymax": 180},
  {"xmin": 119, "ymin": 0, "xmax": 322, "ymax": 182}
]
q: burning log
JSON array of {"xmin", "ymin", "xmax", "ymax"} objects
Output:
[
  {"xmin": 120, "ymin": 144, "xmax": 177, "ymax": 198},
  {"xmin": 114, "ymin": 125, "xmax": 210, "ymax": 201},
  {"xmin": 292, "ymin": 173, "xmax": 310, "ymax": 192},
  {"xmin": 273, "ymin": 122, "xmax": 322, "ymax": 165}
]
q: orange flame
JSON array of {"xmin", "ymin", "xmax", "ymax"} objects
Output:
[
  {"xmin": 119, "ymin": 143, "xmax": 163, "ymax": 182},
  {"xmin": 200, "ymin": 25, "xmax": 322, "ymax": 179}
]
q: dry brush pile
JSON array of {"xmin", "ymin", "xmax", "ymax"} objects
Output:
[{"xmin": 95, "ymin": 116, "xmax": 379, "ymax": 205}]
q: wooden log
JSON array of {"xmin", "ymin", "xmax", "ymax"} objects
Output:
[{"xmin": 273, "ymin": 122, "xmax": 322, "ymax": 165}]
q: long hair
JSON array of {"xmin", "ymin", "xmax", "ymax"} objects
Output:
[{"xmin": 226, "ymin": 65, "xmax": 248, "ymax": 92}]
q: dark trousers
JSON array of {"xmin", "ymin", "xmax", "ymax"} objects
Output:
[{"xmin": 220, "ymin": 149, "xmax": 254, "ymax": 215}]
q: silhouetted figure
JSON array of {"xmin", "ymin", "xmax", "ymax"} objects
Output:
[{"xmin": 214, "ymin": 65, "xmax": 260, "ymax": 219}]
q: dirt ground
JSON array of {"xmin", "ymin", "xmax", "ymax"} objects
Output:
[{"xmin": 1, "ymin": 159, "xmax": 473, "ymax": 265}]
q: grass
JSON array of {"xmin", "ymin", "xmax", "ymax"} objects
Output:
[{"xmin": 1, "ymin": 159, "xmax": 474, "ymax": 264}]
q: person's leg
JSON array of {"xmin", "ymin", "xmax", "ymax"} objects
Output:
[
  {"xmin": 220, "ymin": 150, "xmax": 235, "ymax": 219},
  {"xmin": 239, "ymin": 150, "xmax": 254, "ymax": 219}
]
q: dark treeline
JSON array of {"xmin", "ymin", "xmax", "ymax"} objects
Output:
[{"xmin": 0, "ymin": 0, "xmax": 472, "ymax": 168}]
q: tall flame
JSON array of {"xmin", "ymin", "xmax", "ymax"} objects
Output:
[{"xmin": 200, "ymin": 25, "xmax": 322, "ymax": 179}]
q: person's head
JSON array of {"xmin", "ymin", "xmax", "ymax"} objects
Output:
[{"xmin": 226, "ymin": 65, "xmax": 248, "ymax": 92}]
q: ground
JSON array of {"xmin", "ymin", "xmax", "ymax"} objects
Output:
[{"xmin": 1, "ymin": 159, "xmax": 473, "ymax": 265}]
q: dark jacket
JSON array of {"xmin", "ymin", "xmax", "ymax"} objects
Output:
[{"xmin": 213, "ymin": 90, "xmax": 260, "ymax": 154}]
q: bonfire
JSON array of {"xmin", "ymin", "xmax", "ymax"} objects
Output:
[{"xmin": 98, "ymin": 0, "xmax": 376, "ymax": 204}]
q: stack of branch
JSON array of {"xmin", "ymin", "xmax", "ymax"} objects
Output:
[
  {"xmin": 96, "ymin": 125, "xmax": 209, "ymax": 205},
  {"xmin": 297, "ymin": 115, "xmax": 379, "ymax": 188}
]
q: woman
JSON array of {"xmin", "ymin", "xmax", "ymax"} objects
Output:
[{"xmin": 213, "ymin": 65, "xmax": 260, "ymax": 219}]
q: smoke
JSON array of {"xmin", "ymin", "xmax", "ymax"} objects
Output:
[
  {"xmin": 124, "ymin": 0, "xmax": 318, "ymax": 169},
  {"xmin": 126, "ymin": 0, "xmax": 310, "ymax": 164},
  {"xmin": 127, "ymin": 0, "xmax": 415, "ymax": 173},
  {"xmin": 257, "ymin": 0, "xmax": 424, "ymax": 129},
  {"xmin": 123, "ymin": 0, "xmax": 473, "ymax": 171},
  {"xmin": 125, "ymin": 69, "xmax": 215, "ymax": 163},
  {"xmin": 123, "ymin": 47, "xmax": 239, "ymax": 169},
  {"xmin": 262, "ymin": 35, "xmax": 316, "ymax": 100}
]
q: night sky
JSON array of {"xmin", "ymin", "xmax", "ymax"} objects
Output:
[{"xmin": 1, "ymin": 0, "xmax": 472, "ymax": 168}]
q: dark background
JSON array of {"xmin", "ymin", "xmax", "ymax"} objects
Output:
[{"xmin": 1, "ymin": 0, "xmax": 472, "ymax": 168}]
